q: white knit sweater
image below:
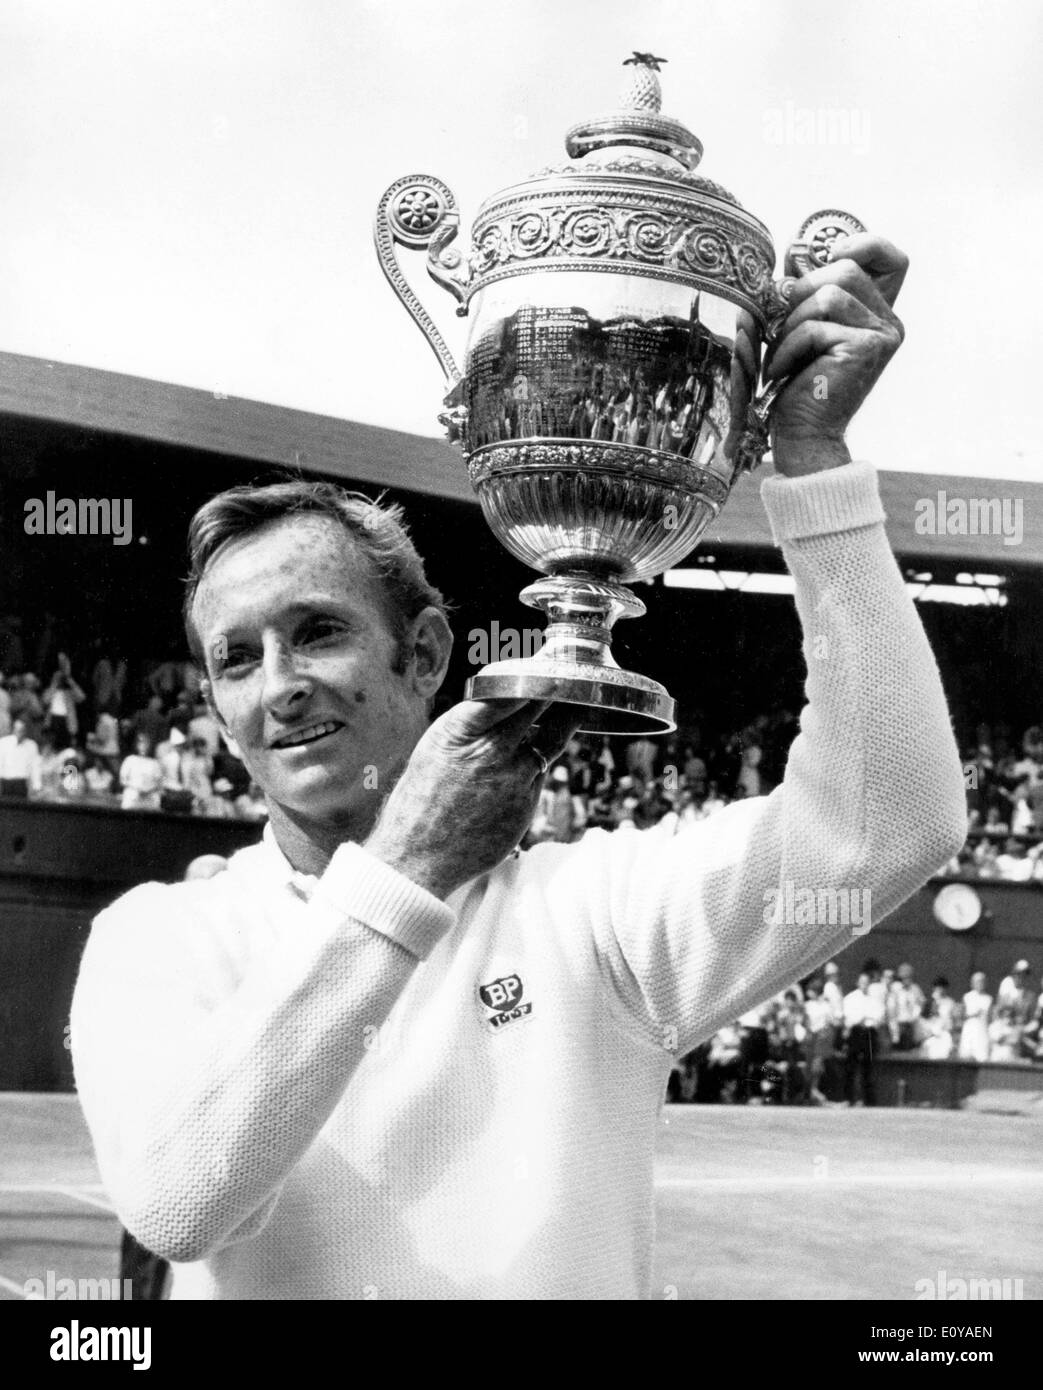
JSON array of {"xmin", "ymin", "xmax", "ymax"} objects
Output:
[{"xmin": 70, "ymin": 462, "xmax": 967, "ymax": 1300}]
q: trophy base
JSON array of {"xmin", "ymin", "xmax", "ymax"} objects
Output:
[
  {"xmin": 463, "ymin": 571, "xmax": 676, "ymax": 736},
  {"xmin": 465, "ymin": 658, "xmax": 675, "ymax": 735}
]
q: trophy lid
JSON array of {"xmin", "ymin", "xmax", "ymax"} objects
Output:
[
  {"xmin": 464, "ymin": 53, "xmax": 776, "ymax": 325},
  {"xmin": 565, "ymin": 53, "xmax": 704, "ymax": 172}
]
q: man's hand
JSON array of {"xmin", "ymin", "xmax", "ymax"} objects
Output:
[
  {"xmin": 363, "ymin": 698, "xmax": 582, "ymax": 901},
  {"xmin": 764, "ymin": 233, "xmax": 909, "ymax": 476}
]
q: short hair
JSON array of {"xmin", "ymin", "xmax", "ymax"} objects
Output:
[{"xmin": 183, "ymin": 480, "xmax": 448, "ymax": 670}]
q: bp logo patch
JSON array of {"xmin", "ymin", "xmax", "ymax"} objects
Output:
[{"xmin": 478, "ymin": 974, "xmax": 532, "ymax": 1031}]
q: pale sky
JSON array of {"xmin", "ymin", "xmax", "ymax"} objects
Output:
[{"xmin": 0, "ymin": 0, "xmax": 1040, "ymax": 480}]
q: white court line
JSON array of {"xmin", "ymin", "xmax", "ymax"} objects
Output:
[
  {"xmin": 0, "ymin": 1273, "xmax": 27, "ymax": 1298},
  {"xmin": 655, "ymin": 1170, "xmax": 1043, "ymax": 1191},
  {"xmin": 0, "ymin": 1184, "xmax": 114, "ymax": 1212}
]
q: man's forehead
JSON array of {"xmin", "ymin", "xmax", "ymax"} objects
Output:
[{"xmin": 193, "ymin": 513, "xmax": 382, "ymax": 630}]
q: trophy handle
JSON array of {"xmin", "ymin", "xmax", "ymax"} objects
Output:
[
  {"xmin": 373, "ymin": 174, "xmax": 472, "ymax": 386},
  {"xmin": 738, "ymin": 210, "xmax": 867, "ymax": 471}
]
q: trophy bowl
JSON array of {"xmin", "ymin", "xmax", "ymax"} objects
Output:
[{"xmin": 375, "ymin": 54, "xmax": 863, "ymax": 733}]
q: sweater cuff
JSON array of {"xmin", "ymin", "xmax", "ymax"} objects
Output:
[
  {"xmin": 760, "ymin": 459, "xmax": 886, "ymax": 545},
  {"xmin": 312, "ymin": 841, "xmax": 456, "ymax": 961}
]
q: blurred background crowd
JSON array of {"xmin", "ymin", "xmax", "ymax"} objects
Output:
[
  {"xmin": 0, "ymin": 618, "xmax": 1041, "ymax": 880},
  {"xmin": 525, "ymin": 721, "xmax": 1043, "ymax": 884},
  {"xmin": 0, "ymin": 642, "xmax": 265, "ymax": 821},
  {"xmin": 667, "ymin": 955, "xmax": 1043, "ymax": 1107}
]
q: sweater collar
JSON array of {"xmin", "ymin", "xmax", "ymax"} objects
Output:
[{"xmin": 255, "ymin": 821, "xmax": 320, "ymax": 900}]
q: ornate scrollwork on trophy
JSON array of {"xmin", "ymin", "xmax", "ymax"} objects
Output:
[
  {"xmin": 786, "ymin": 209, "xmax": 866, "ymax": 277},
  {"xmin": 387, "ymin": 182, "xmax": 448, "ymax": 244},
  {"xmin": 468, "ymin": 191, "xmax": 774, "ymax": 316},
  {"xmin": 373, "ymin": 174, "xmax": 466, "ymax": 383}
]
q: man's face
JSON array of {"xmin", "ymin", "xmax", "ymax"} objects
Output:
[
  {"xmin": 192, "ymin": 514, "xmax": 430, "ymax": 829},
  {"xmin": 12, "ymin": 718, "xmax": 26, "ymax": 742}
]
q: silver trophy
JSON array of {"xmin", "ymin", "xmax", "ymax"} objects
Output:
[{"xmin": 375, "ymin": 53, "xmax": 863, "ymax": 733}]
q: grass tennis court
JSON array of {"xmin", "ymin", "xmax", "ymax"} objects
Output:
[{"xmin": 2, "ymin": 1094, "xmax": 1039, "ymax": 1300}]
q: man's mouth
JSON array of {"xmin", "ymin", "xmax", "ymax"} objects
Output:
[{"xmin": 270, "ymin": 720, "xmax": 345, "ymax": 750}]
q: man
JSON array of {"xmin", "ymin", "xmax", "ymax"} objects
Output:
[
  {"xmin": 888, "ymin": 961, "xmax": 926, "ymax": 1051},
  {"xmin": 530, "ymin": 764, "xmax": 580, "ymax": 843},
  {"xmin": 1023, "ymin": 981, "xmax": 1043, "ymax": 1061},
  {"xmin": 117, "ymin": 732, "xmax": 163, "ymax": 810},
  {"xmin": 625, "ymin": 736, "xmax": 657, "ymax": 785},
  {"xmin": 71, "ymin": 232, "xmax": 966, "ymax": 1299},
  {"xmin": 842, "ymin": 972, "xmax": 887, "ymax": 1106},
  {"xmin": 0, "ymin": 717, "xmax": 42, "ymax": 798},
  {"xmin": 737, "ymin": 1001, "xmax": 772, "ymax": 1104},
  {"xmin": 821, "ymin": 961, "xmax": 845, "ymax": 1025},
  {"xmin": 187, "ymin": 699, "xmax": 222, "ymax": 758},
  {"xmin": 802, "ymin": 978, "xmax": 835, "ymax": 1105},
  {"xmin": 9, "ymin": 672, "xmax": 44, "ymax": 743},
  {"xmin": 996, "ymin": 959, "xmax": 1038, "ymax": 1029},
  {"xmin": 130, "ymin": 694, "xmax": 169, "ymax": 752}
]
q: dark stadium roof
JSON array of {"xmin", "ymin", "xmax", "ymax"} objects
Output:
[{"xmin": 2, "ymin": 350, "xmax": 1039, "ymax": 569}]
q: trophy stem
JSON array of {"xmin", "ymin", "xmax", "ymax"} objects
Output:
[{"xmin": 463, "ymin": 571, "xmax": 676, "ymax": 736}]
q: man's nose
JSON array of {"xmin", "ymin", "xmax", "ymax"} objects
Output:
[{"xmin": 260, "ymin": 640, "xmax": 312, "ymax": 716}]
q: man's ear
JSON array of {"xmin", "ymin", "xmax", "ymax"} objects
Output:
[
  {"xmin": 401, "ymin": 607, "xmax": 453, "ymax": 699},
  {"xmin": 200, "ymin": 675, "xmax": 244, "ymax": 760}
]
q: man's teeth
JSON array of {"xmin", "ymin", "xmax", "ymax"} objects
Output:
[{"xmin": 275, "ymin": 722, "xmax": 340, "ymax": 748}]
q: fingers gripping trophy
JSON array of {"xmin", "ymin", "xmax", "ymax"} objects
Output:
[{"xmin": 374, "ymin": 53, "xmax": 864, "ymax": 735}]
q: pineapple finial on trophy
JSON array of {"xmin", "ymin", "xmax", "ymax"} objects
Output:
[{"xmin": 620, "ymin": 52, "xmax": 668, "ymax": 111}]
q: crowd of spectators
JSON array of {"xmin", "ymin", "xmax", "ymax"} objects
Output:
[
  {"xmin": 525, "ymin": 721, "xmax": 1043, "ymax": 883},
  {"xmin": 0, "ymin": 620, "xmax": 1040, "ymax": 878},
  {"xmin": 939, "ymin": 723, "xmax": 1043, "ymax": 881},
  {"xmin": 667, "ymin": 956, "xmax": 1043, "ymax": 1107},
  {"xmin": 525, "ymin": 713, "xmax": 798, "ymax": 842},
  {"xmin": 0, "ymin": 649, "xmax": 266, "ymax": 821}
]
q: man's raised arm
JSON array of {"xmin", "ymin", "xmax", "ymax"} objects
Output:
[{"xmin": 541, "ymin": 235, "xmax": 968, "ymax": 1053}]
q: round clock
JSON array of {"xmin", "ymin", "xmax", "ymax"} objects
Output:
[{"xmin": 933, "ymin": 883, "xmax": 983, "ymax": 931}]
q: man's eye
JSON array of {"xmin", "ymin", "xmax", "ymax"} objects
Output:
[
  {"xmin": 217, "ymin": 647, "xmax": 256, "ymax": 673},
  {"xmin": 299, "ymin": 620, "xmax": 343, "ymax": 645}
]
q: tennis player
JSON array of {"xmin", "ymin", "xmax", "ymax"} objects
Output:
[{"xmin": 71, "ymin": 233, "xmax": 967, "ymax": 1298}]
